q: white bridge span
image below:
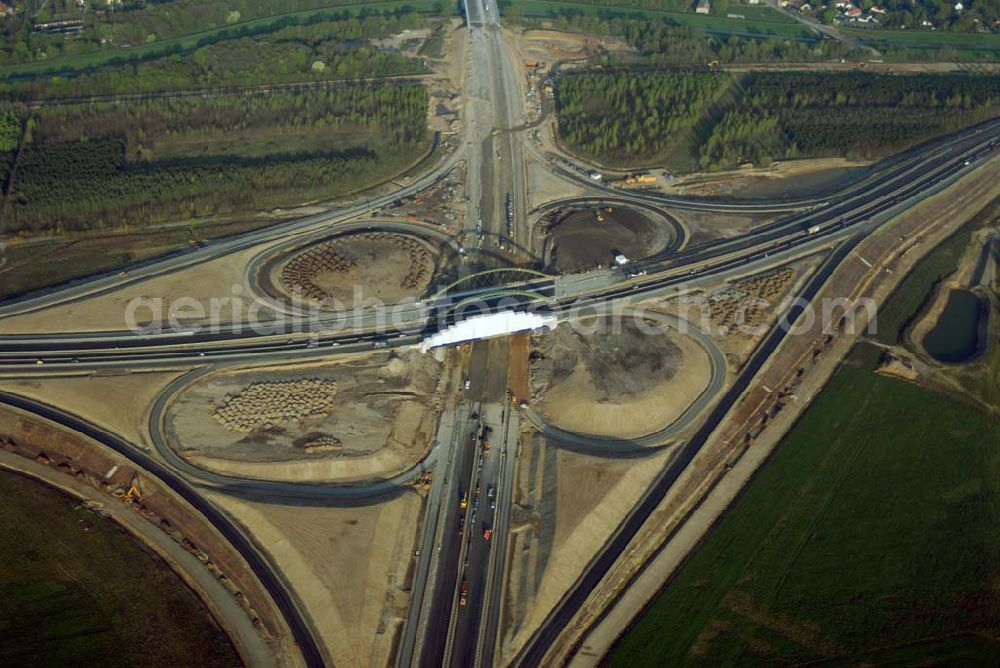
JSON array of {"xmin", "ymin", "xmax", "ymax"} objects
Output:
[{"xmin": 419, "ymin": 310, "xmax": 558, "ymax": 353}]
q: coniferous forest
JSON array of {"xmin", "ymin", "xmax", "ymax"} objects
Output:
[{"xmin": 556, "ymin": 71, "xmax": 1000, "ymax": 168}]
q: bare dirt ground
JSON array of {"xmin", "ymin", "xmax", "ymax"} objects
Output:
[
  {"xmin": 647, "ymin": 256, "xmax": 819, "ymax": 368},
  {"xmin": 526, "ymin": 156, "xmax": 589, "ymax": 212},
  {"xmin": 508, "ymin": 332, "xmax": 531, "ymax": 403},
  {"xmin": 386, "ymin": 169, "xmax": 466, "ymax": 229},
  {"xmin": 500, "ymin": 431, "xmax": 674, "ymax": 664},
  {"xmin": 530, "ymin": 318, "xmax": 712, "ymax": 438},
  {"xmin": 0, "ymin": 369, "xmax": 188, "ymax": 447},
  {"xmin": 0, "ymin": 243, "xmax": 269, "ymax": 334},
  {"xmin": 544, "ymin": 205, "xmax": 672, "ymax": 273},
  {"xmin": 205, "ymin": 487, "xmax": 422, "ymax": 667},
  {"xmin": 165, "ymin": 351, "xmax": 444, "ymax": 483},
  {"xmin": 265, "ymin": 232, "xmax": 440, "ymax": 308},
  {"xmin": 672, "ymin": 209, "xmax": 776, "ymax": 245},
  {"xmin": 512, "ymin": 28, "xmax": 634, "ymax": 64},
  {"xmin": 661, "ymin": 158, "xmax": 872, "ymax": 199}
]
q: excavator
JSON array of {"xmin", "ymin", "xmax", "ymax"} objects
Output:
[{"xmin": 123, "ymin": 476, "xmax": 142, "ymax": 504}]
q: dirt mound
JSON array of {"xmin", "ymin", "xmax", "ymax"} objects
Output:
[
  {"xmin": 543, "ymin": 320, "xmax": 680, "ymax": 401},
  {"xmin": 546, "ymin": 205, "xmax": 670, "ymax": 273},
  {"xmin": 275, "ymin": 232, "xmax": 436, "ymax": 306},
  {"xmin": 213, "ymin": 379, "xmax": 337, "ymax": 433},
  {"xmin": 531, "ymin": 317, "xmax": 712, "ymax": 439}
]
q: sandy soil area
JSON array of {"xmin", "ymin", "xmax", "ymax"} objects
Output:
[
  {"xmin": 165, "ymin": 351, "xmax": 443, "ymax": 483},
  {"xmin": 513, "ymin": 28, "xmax": 634, "ymax": 63},
  {"xmin": 674, "ymin": 209, "xmax": 777, "ymax": 245},
  {"xmin": 526, "ymin": 157, "xmax": 588, "ymax": 210},
  {"xmin": 0, "ymin": 243, "xmax": 270, "ymax": 334},
  {"xmin": 263, "ymin": 232, "xmax": 439, "ymax": 308},
  {"xmin": 500, "ymin": 431, "xmax": 674, "ymax": 663},
  {"xmin": 662, "ymin": 157, "xmax": 872, "ymax": 199},
  {"xmin": 0, "ymin": 369, "xmax": 188, "ymax": 447},
  {"xmin": 531, "ymin": 318, "xmax": 712, "ymax": 438},
  {"xmin": 205, "ymin": 488, "xmax": 422, "ymax": 667}
]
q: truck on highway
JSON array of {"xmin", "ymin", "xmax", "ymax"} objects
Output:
[
  {"xmin": 459, "ymin": 580, "xmax": 469, "ymax": 607},
  {"xmin": 460, "ymin": 493, "xmax": 468, "ymax": 510},
  {"xmin": 806, "ymin": 224, "xmax": 822, "ymax": 234}
]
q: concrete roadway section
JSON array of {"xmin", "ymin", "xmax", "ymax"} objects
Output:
[
  {"xmin": 398, "ymin": 398, "xmax": 476, "ymax": 667},
  {"xmin": 403, "ymin": 334, "xmax": 515, "ymax": 668},
  {"xmin": 407, "ymin": 2, "xmax": 531, "ymax": 664},
  {"xmin": 445, "ymin": 339, "xmax": 514, "ymax": 668}
]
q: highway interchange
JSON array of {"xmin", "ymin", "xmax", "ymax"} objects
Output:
[{"xmin": 0, "ymin": 0, "xmax": 999, "ymax": 665}]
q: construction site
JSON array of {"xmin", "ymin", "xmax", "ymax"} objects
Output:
[
  {"xmin": 541, "ymin": 204, "xmax": 676, "ymax": 273},
  {"xmin": 529, "ymin": 315, "xmax": 715, "ymax": 439},
  {"xmin": 261, "ymin": 232, "xmax": 449, "ymax": 308},
  {"xmin": 163, "ymin": 351, "xmax": 446, "ymax": 482}
]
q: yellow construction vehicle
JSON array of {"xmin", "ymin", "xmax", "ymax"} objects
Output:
[{"xmin": 123, "ymin": 476, "xmax": 142, "ymax": 504}]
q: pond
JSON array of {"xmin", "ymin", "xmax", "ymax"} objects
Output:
[{"xmin": 922, "ymin": 289, "xmax": 984, "ymax": 363}]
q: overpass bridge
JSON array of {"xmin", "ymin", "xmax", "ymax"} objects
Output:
[{"xmin": 418, "ymin": 309, "xmax": 558, "ymax": 352}]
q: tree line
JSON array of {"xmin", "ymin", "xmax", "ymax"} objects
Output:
[
  {"xmin": 699, "ymin": 72, "xmax": 1000, "ymax": 168},
  {"xmin": 555, "ymin": 70, "xmax": 1000, "ymax": 169},
  {"xmin": 4, "ymin": 84, "xmax": 430, "ymax": 234},
  {"xmin": 556, "ymin": 71, "xmax": 731, "ymax": 163}
]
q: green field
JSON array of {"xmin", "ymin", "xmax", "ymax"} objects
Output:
[
  {"xmin": 845, "ymin": 26, "xmax": 1000, "ymax": 51},
  {"xmin": 0, "ymin": 470, "xmax": 239, "ymax": 666},
  {"xmin": 609, "ymin": 340, "xmax": 1000, "ymax": 665},
  {"xmin": 504, "ymin": 0, "xmax": 809, "ymax": 38},
  {"xmin": 0, "ymin": 0, "xmax": 445, "ymax": 81}
]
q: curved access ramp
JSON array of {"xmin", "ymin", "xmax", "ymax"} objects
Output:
[
  {"xmin": 147, "ymin": 365, "xmax": 443, "ymax": 503},
  {"xmin": 525, "ymin": 311, "xmax": 727, "ymax": 456},
  {"xmin": 0, "ymin": 390, "xmax": 327, "ymax": 667}
]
